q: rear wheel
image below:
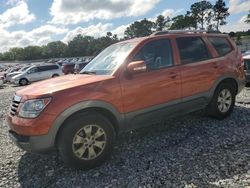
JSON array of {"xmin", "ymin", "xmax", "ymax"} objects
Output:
[
  {"xmin": 19, "ymin": 78, "xmax": 28, "ymax": 86},
  {"xmin": 206, "ymin": 83, "xmax": 236, "ymax": 119},
  {"xmin": 57, "ymin": 112, "xmax": 115, "ymax": 169}
]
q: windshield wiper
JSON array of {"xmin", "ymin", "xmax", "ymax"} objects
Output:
[{"xmin": 80, "ymin": 71, "xmax": 96, "ymax": 75}]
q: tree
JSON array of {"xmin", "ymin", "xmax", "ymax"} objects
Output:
[
  {"xmin": 23, "ymin": 46, "xmax": 43, "ymax": 60},
  {"xmin": 236, "ymin": 34, "xmax": 242, "ymax": 45},
  {"xmin": 245, "ymin": 10, "xmax": 250, "ymax": 24},
  {"xmin": 170, "ymin": 14, "xmax": 196, "ymax": 30},
  {"xmin": 124, "ymin": 18, "xmax": 154, "ymax": 39},
  {"xmin": 155, "ymin": 15, "xmax": 170, "ymax": 31},
  {"xmin": 189, "ymin": 0, "xmax": 213, "ymax": 29},
  {"xmin": 229, "ymin": 31, "xmax": 236, "ymax": 38},
  {"xmin": 45, "ymin": 41, "xmax": 68, "ymax": 58},
  {"xmin": 213, "ymin": 0, "xmax": 229, "ymax": 31},
  {"xmin": 9, "ymin": 47, "xmax": 25, "ymax": 60}
]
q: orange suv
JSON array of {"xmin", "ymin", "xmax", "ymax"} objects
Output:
[{"xmin": 7, "ymin": 30, "xmax": 245, "ymax": 169}]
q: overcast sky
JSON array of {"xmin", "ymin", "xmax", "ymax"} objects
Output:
[{"xmin": 0, "ymin": 0, "xmax": 249, "ymax": 52}]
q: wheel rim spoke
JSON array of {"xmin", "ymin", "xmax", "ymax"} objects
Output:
[
  {"xmin": 73, "ymin": 134, "xmax": 84, "ymax": 144},
  {"xmin": 83, "ymin": 125, "xmax": 92, "ymax": 137},
  {"xmin": 93, "ymin": 128, "xmax": 105, "ymax": 139},
  {"xmin": 88, "ymin": 146, "xmax": 97, "ymax": 159},
  {"xmin": 93, "ymin": 140, "xmax": 106, "ymax": 149},
  {"xmin": 75, "ymin": 146, "xmax": 87, "ymax": 158}
]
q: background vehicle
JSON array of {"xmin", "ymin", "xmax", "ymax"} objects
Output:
[
  {"xmin": 5, "ymin": 65, "xmax": 31, "ymax": 82},
  {"xmin": 7, "ymin": 30, "xmax": 245, "ymax": 169},
  {"xmin": 11, "ymin": 64, "xmax": 62, "ymax": 86},
  {"xmin": 62, "ymin": 63, "xmax": 75, "ymax": 74},
  {"xmin": 0, "ymin": 76, "xmax": 3, "ymax": 87},
  {"xmin": 243, "ymin": 54, "xmax": 250, "ymax": 84}
]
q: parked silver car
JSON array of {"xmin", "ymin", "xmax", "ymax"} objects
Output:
[
  {"xmin": 11, "ymin": 64, "xmax": 63, "ymax": 86},
  {"xmin": 5, "ymin": 65, "xmax": 31, "ymax": 82}
]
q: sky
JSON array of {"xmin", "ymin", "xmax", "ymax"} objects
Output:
[{"xmin": 0, "ymin": 0, "xmax": 249, "ymax": 52}]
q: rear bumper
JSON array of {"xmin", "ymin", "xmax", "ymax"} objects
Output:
[
  {"xmin": 237, "ymin": 79, "xmax": 246, "ymax": 93},
  {"xmin": 9, "ymin": 130, "xmax": 55, "ymax": 153}
]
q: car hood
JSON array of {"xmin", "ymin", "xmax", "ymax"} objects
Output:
[
  {"xmin": 12, "ymin": 73, "xmax": 24, "ymax": 79},
  {"xmin": 7, "ymin": 71, "xmax": 21, "ymax": 75},
  {"xmin": 16, "ymin": 74, "xmax": 114, "ymax": 97}
]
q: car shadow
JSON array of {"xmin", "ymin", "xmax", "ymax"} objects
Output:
[{"xmin": 17, "ymin": 105, "xmax": 250, "ymax": 187}]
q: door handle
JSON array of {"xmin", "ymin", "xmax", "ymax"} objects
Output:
[
  {"xmin": 213, "ymin": 63, "xmax": 218, "ymax": 68},
  {"xmin": 169, "ymin": 72, "xmax": 177, "ymax": 79}
]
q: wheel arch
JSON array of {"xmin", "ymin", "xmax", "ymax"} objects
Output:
[
  {"xmin": 19, "ymin": 77, "xmax": 29, "ymax": 84},
  {"xmin": 208, "ymin": 74, "xmax": 240, "ymax": 101},
  {"xmin": 47, "ymin": 100, "xmax": 123, "ymax": 148}
]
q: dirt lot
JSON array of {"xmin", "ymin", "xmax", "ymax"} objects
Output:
[{"xmin": 0, "ymin": 85, "xmax": 249, "ymax": 188}]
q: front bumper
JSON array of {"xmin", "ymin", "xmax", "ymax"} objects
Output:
[
  {"xmin": 9, "ymin": 130, "xmax": 55, "ymax": 153},
  {"xmin": 7, "ymin": 112, "xmax": 57, "ymax": 153},
  {"xmin": 10, "ymin": 79, "xmax": 19, "ymax": 85}
]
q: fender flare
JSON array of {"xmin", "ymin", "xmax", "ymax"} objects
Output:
[{"xmin": 45, "ymin": 100, "xmax": 124, "ymax": 148}]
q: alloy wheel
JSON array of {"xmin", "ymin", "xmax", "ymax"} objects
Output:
[{"xmin": 72, "ymin": 124, "xmax": 107, "ymax": 160}]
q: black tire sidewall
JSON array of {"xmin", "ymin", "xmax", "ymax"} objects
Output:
[
  {"xmin": 19, "ymin": 78, "xmax": 28, "ymax": 86},
  {"xmin": 57, "ymin": 112, "xmax": 115, "ymax": 169},
  {"xmin": 52, "ymin": 74, "xmax": 59, "ymax": 78}
]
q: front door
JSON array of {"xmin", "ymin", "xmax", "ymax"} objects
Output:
[{"xmin": 120, "ymin": 38, "xmax": 181, "ymax": 124}]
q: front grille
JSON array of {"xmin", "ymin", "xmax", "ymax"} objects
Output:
[{"xmin": 9, "ymin": 95, "xmax": 21, "ymax": 116}]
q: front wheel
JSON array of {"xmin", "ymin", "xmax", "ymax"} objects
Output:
[
  {"xmin": 19, "ymin": 78, "xmax": 28, "ymax": 86},
  {"xmin": 52, "ymin": 74, "xmax": 59, "ymax": 78},
  {"xmin": 206, "ymin": 83, "xmax": 236, "ymax": 119},
  {"xmin": 57, "ymin": 112, "xmax": 115, "ymax": 169}
]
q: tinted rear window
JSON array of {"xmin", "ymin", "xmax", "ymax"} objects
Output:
[
  {"xmin": 208, "ymin": 37, "xmax": 232, "ymax": 56},
  {"xmin": 39, "ymin": 65, "xmax": 59, "ymax": 71},
  {"xmin": 176, "ymin": 37, "xmax": 210, "ymax": 64}
]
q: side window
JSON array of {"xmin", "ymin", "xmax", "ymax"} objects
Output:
[
  {"xmin": 39, "ymin": 65, "xmax": 58, "ymax": 72},
  {"xmin": 176, "ymin": 37, "xmax": 211, "ymax": 64},
  {"xmin": 27, "ymin": 67, "xmax": 38, "ymax": 74},
  {"xmin": 133, "ymin": 39, "xmax": 173, "ymax": 70},
  {"xmin": 208, "ymin": 37, "xmax": 232, "ymax": 56},
  {"xmin": 50, "ymin": 65, "xmax": 59, "ymax": 70}
]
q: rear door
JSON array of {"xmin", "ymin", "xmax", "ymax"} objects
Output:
[{"xmin": 176, "ymin": 36, "xmax": 218, "ymax": 99}]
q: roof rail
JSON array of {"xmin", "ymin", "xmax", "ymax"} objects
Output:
[{"xmin": 151, "ymin": 30, "xmax": 221, "ymax": 36}]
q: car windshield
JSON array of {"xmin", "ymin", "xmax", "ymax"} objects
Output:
[
  {"xmin": 20, "ymin": 66, "xmax": 30, "ymax": 72},
  {"xmin": 80, "ymin": 42, "xmax": 137, "ymax": 75}
]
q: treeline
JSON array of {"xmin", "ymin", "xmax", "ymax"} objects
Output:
[
  {"xmin": 0, "ymin": 0, "xmax": 249, "ymax": 61},
  {"xmin": 0, "ymin": 33, "xmax": 118, "ymax": 61}
]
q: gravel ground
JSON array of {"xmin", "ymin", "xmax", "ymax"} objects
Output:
[{"xmin": 0, "ymin": 85, "xmax": 249, "ymax": 188}]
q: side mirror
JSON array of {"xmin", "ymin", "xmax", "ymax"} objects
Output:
[{"xmin": 127, "ymin": 61, "xmax": 147, "ymax": 75}]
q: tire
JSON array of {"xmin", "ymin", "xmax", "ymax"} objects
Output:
[
  {"xmin": 52, "ymin": 74, "xmax": 59, "ymax": 78},
  {"xmin": 19, "ymin": 78, "xmax": 28, "ymax": 86},
  {"xmin": 57, "ymin": 112, "xmax": 115, "ymax": 169},
  {"xmin": 206, "ymin": 83, "xmax": 236, "ymax": 119}
]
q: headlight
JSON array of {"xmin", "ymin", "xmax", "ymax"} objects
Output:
[{"xmin": 18, "ymin": 98, "xmax": 51, "ymax": 118}]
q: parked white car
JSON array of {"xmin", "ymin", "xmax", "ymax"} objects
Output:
[
  {"xmin": 5, "ymin": 65, "xmax": 31, "ymax": 82},
  {"xmin": 11, "ymin": 64, "xmax": 63, "ymax": 86}
]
